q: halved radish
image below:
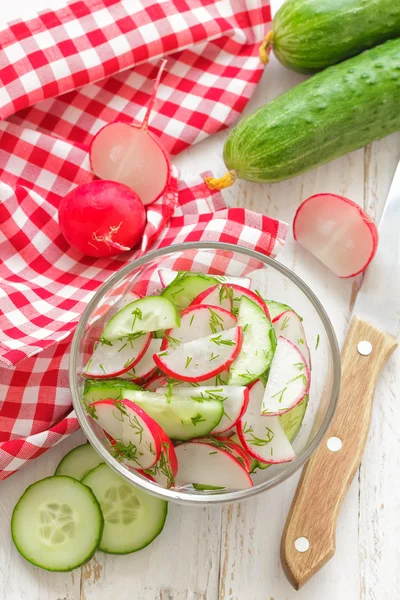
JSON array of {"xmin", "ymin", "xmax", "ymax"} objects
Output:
[
  {"xmin": 174, "ymin": 441, "xmax": 253, "ymax": 490},
  {"xmin": 158, "ymin": 269, "xmax": 251, "ymax": 289},
  {"xmin": 89, "ymin": 399, "xmax": 162, "ymax": 469},
  {"xmin": 141, "ymin": 429, "xmax": 178, "ymax": 489},
  {"xmin": 189, "ymin": 284, "xmax": 233, "ymax": 312},
  {"xmin": 90, "ymin": 61, "xmax": 170, "ymax": 206},
  {"xmin": 228, "ymin": 297, "xmax": 275, "ymax": 385},
  {"xmin": 293, "ymin": 193, "xmax": 379, "ymax": 278},
  {"xmin": 162, "ymin": 305, "xmax": 236, "ymax": 348},
  {"xmin": 238, "ymin": 379, "xmax": 296, "ymax": 464},
  {"xmin": 82, "ymin": 332, "xmax": 151, "ymax": 379},
  {"xmin": 261, "ymin": 337, "xmax": 310, "ymax": 416},
  {"xmin": 164, "ymin": 386, "xmax": 249, "ymax": 434},
  {"xmin": 102, "ymin": 296, "xmax": 180, "ymax": 341},
  {"xmin": 118, "ymin": 338, "xmax": 162, "ymax": 382},
  {"xmin": 273, "ymin": 311, "xmax": 311, "ymax": 367},
  {"xmin": 154, "ymin": 327, "xmax": 243, "ymax": 383}
]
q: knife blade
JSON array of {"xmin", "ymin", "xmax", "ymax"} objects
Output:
[{"xmin": 280, "ymin": 160, "xmax": 400, "ymax": 590}]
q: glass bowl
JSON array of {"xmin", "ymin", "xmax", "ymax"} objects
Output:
[{"xmin": 70, "ymin": 242, "xmax": 340, "ymax": 505}]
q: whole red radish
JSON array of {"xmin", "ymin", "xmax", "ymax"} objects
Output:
[{"xmin": 58, "ymin": 180, "xmax": 146, "ymax": 257}]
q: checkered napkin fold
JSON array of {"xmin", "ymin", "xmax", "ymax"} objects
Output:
[{"xmin": 0, "ymin": 0, "xmax": 288, "ymax": 480}]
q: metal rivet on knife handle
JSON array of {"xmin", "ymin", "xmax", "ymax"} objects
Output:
[{"xmin": 358, "ymin": 341, "xmax": 372, "ymax": 355}]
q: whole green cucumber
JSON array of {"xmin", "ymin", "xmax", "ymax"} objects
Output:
[
  {"xmin": 272, "ymin": 0, "xmax": 400, "ymax": 74},
  {"xmin": 220, "ymin": 39, "xmax": 400, "ymax": 185}
]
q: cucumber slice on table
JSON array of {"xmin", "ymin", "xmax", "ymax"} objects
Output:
[
  {"xmin": 55, "ymin": 443, "xmax": 103, "ymax": 480},
  {"xmin": 162, "ymin": 273, "xmax": 220, "ymax": 311},
  {"xmin": 82, "ymin": 464, "xmax": 167, "ymax": 554},
  {"xmin": 11, "ymin": 476, "xmax": 103, "ymax": 571}
]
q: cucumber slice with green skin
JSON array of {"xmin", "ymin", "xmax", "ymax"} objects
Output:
[
  {"xmin": 193, "ymin": 483, "xmax": 225, "ymax": 491},
  {"xmin": 161, "ymin": 273, "xmax": 220, "ymax": 311},
  {"xmin": 162, "ymin": 305, "xmax": 236, "ymax": 347},
  {"xmin": 102, "ymin": 296, "xmax": 180, "ymax": 341},
  {"xmin": 190, "ymin": 284, "xmax": 233, "ymax": 312},
  {"xmin": 82, "ymin": 332, "xmax": 152, "ymax": 379},
  {"xmin": 55, "ymin": 444, "xmax": 103, "ymax": 480},
  {"xmin": 83, "ymin": 379, "xmax": 142, "ymax": 415},
  {"xmin": 11, "ymin": 476, "xmax": 103, "ymax": 572},
  {"xmin": 265, "ymin": 300, "xmax": 301, "ymax": 321},
  {"xmin": 228, "ymin": 297, "xmax": 276, "ymax": 386},
  {"xmin": 82, "ymin": 464, "xmax": 167, "ymax": 554},
  {"xmin": 159, "ymin": 269, "xmax": 251, "ymax": 290},
  {"xmin": 229, "ymin": 285, "xmax": 271, "ymax": 319}
]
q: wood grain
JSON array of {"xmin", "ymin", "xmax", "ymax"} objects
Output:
[{"xmin": 281, "ymin": 316, "xmax": 398, "ymax": 590}]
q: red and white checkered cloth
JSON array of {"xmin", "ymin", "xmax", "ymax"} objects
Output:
[{"xmin": 0, "ymin": 0, "xmax": 287, "ymax": 480}]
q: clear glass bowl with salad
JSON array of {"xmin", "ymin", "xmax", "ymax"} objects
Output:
[{"xmin": 70, "ymin": 242, "xmax": 341, "ymax": 505}]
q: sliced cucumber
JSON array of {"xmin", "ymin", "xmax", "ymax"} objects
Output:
[
  {"xmin": 11, "ymin": 476, "xmax": 103, "ymax": 571},
  {"xmin": 82, "ymin": 464, "xmax": 167, "ymax": 554},
  {"xmin": 193, "ymin": 483, "xmax": 225, "ymax": 491},
  {"xmin": 55, "ymin": 444, "xmax": 103, "ymax": 480},
  {"xmin": 83, "ymin": 378, "xmax": 142, "ymax": 405},
  {"xmin": 265, "ymin": 299, "xmax": 302, "ymax": 321},
  {"xmin": 102, "ymin": 296, "xmax": 180, "ymax": 341},
  {"xmin": 162, "ymin": 273, "xmax": 220, "ymax": 311},
  {"xmin": 279, "ymin": 394, "xmax": 309, "ymax": 442},
  {"xmin": 228, "ymin": 297, "xmax": 276, "ymax": 385}
]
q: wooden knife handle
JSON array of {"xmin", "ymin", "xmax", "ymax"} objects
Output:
[{"xmin": 281, "ymin": 315, "xmax": 397, "ymax": 590}]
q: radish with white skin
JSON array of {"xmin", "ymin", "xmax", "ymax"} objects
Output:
[
  {"xmin": 102, "ymin": 296, "xmax": 180, "ymax": 341},
  {"xmin": 89, "ymin": 400, "xmax": 162, "ymax": 469},
  {"xmin": 293, "ymin": 193, "xmax": 379, "ymax": 278},
  {"xmin": 238, "ymin": 379, "xmax": 296, "ymax": 464},
  {"xmin": 228, "ymin": 297, "xmax": 276, "ymax": 386},
  {"xmin": 90, "ymin": 61, "xmax": 171, "ymax": 207},
  {"xmin": 273, "ymin": 310, "xmax": 311, "ymax": 367},
  {"xmin": 164, "ymin": 386, "xmax": 249, "ymax": 434},
  {"xmin": 162, "ymin": 305, "xmax": 236, "ymax": 347},
  {"xmin": 82, "ymin": 332, "xmax": 151, "ymax": 379},
  {"xmin": 261, "ymin": 337, "xmax": 310, "ymax": 416},
  {"xmin": 175, "ymin": 442, "xmax": 253, "ymax": 489},
  {"xmin": 158, "ymin": 269, "xmax": 251, "ymax": 289},
  {"xmin": 118, "ymin": 338, "xmax": 162, "ymax": 381},
  {"xmin": 154, "ymin": 327, "xmax": 243, "ymax": 383}
]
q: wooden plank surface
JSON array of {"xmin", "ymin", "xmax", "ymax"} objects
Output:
[{"xmin": 1, "ymin": 0, "xmax": 400, "ymax": 598}]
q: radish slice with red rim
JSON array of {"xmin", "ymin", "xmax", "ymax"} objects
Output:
[
  {"xmin": 82, "ymin": 332, "xmax": 151, "ymax": 379},
  {"xmin": 89, "ymin": 399, "xmax": 162, "ymax": 469},
  {"xmin": 190, "ymin": 284, "xmax": 233, "ymax": 312},
  {"xmin": 154, "ymin": 327, "xmax": 243, "ymax": 383},
  {"xmin": 141, "ymin": 429, "xmax": 178, "ymax": 489},
  {"xmin": 174, "ymin": 441, "xmax": 253, "ymax": 490},
  {"xmin": 261, "ymin": 337, "xmax": 310, "ymax": 416},
  {"xmin": 205, "ymin": 436, "xmax": 253, "ymax": 472},
  {"xmin": 293, "ymin": 193, "xmax": 379, "ymax": 278},
  {"xmin": 143, "ymin": 374, "xmax": 165, "ymax": 391},
  {"xmin": 118, "ymin": 338, "xmax": 162, "ymax": 382},
  {"xmin": 272, "ymin": 310, "xmax": 311, "ymax": 367},
  {"xmin": 238, "ymin": 379, "xmax": 296, "ymax": 464},
  {"xmin": 162, "ymin": 305, "xmax": 237, "ymax": 348}
]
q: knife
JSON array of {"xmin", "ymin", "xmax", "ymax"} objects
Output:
[{"xmin": 280, "ymin": 160, "xmax": 400, "ymax": 589}]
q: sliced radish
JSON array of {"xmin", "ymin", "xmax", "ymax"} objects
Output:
[
  {"xmin": 190, "ymin": 284, "xmax": 233, "ymax": 312},
  {"xmin": 143, "ymin": 374, "xmax": 165, "ymax": 391},
  {"xmin": 266, "ymin": 299, "xmax": 300, "ymax": 321},
  {"xmin": 238, "ymin": 379, "xmax": 296, "ymax": 464},
  {"xmin": 118, "ymin": 338, "xmax": 162, "ymax": 382},
  {"xmin": 174, "ymin": 441, "xmax": 253, "ymax": 490},
  {"xmin": 162, "ymin": 305, "xmax": 236, "ymax": 348},
  {"xmin": 90, "ymin": 61, "xmax": 170, "ymax": 206},
  {"xmin": 141, "ymin": 429, "xmax": 178, "ymax": 489},
  {"xmin": 206, "ymin": 436, "xmax": 253, "ymax": 472},
  {"xmin": 120, "ymin": 291, "xmax": 141, "ymax": 308},
  {"xmin": 293, "ymin": 193, "xmax": 379, "ymax": 278},
  {"xmin": 89, "ymin": 399, "xmax": 162, "ymax": 469},
  {"xmin": 164, "ymin": 386, "xmax": 249, "ymax": 434},
  {"xmin": 102, "ymin": 296, "xmax": 180, "ymax": 341},
  {"xmin": 155, "ymin": 371, "xmax": 230, "ymax": 389},
  {"xmin": 161, "ymin": 273, "xmax": 220, "ymax": 311},
  {"xmin": 272, "ymin": 311, "xmax": 311, "ymax": 367},
  {"xmin": 154, "ymin": 327, "xmax": 243, "ymax": 383},
  {"xmin": 82, "ymin": 332, "xmax": 151, "ymax": 379},
  {"xmin": 229, "ymin": 432, "xmax": 258, "ymax": 473},
  {"xmin": 228, "ymin": 297, "xmax": 275, "ymax": 386},
  {"xmin": 158, "ymin": 269, "xmax": 251, "ymax": 289},
  {"xmin": 229, "ymin": 284, "xmax": 271, "ymax": 319},
  {"xmin": 261, "ymin": 337, "xmax": 310, "ymax": 416}
]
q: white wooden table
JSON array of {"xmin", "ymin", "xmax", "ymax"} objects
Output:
[{"xmin": 1, "ymin": 1, "xmax": 400, "ymax": 598}]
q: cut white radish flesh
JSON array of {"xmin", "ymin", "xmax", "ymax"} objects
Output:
[
  {"xmin": 190, "ymin": 284, "xmax": 233, "ymax": 312},
  {"xmin": 164, "ymin": 386, "xmax": 249, "ymax": 434},
  {"xmin": 174, "ymin": 442, "xmax": 253, "ymax": 490},
  {"xmin": 206, "ymin": 436, "xmax": 253, "ymax": 472},
  {"xmin": 82, "ymin": 333, "xmax": 151, "ymax": 379},
  {"xmin": 273, "ymin": 311, "xmax": 310, "ymax": 367},
  {"xmin": 228, "ymin": 297, "xmax": 275, "ymax": 386},
  {"xmin": 293, "ymin": 193, "xmax": 379, "ymax": 278},
  {"xmin": 102, "ymin": 296, "xmax": 180, "ymax": 341},
  {"xmin": 143, "ymin": 375, "xmax": 165, "ymax": 391},
  {"xmin": 229, "ymin": 433, "xmax": 258, "ymax": 473},
  {"xmin": 141, "ymin": 429, "xmax": 178, "ymax": 488},
  {"xmin": 154, "ymin": 327, "xmax": 243, "ymax": 383},
  {"xmin": 89, "ymin": 400, "xmax": 161, "ymax": 469},
  {"xmin": 162, "ymin": 305, "xmax": 236, "ymax": 347},
  {"xmin": 118, "ymin": 338, "xmax": 162, "ymax": 381},
  {"xmin": 261, "ymin": 337, "xmax": 310, "ymax": 416},
  {"xmin": 238, "ymin": 379, "xmax": 296, "ymax": 464},
  {"xmin": 158, "ymin": 269, "xmax": 251, "ymax": 289}
]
